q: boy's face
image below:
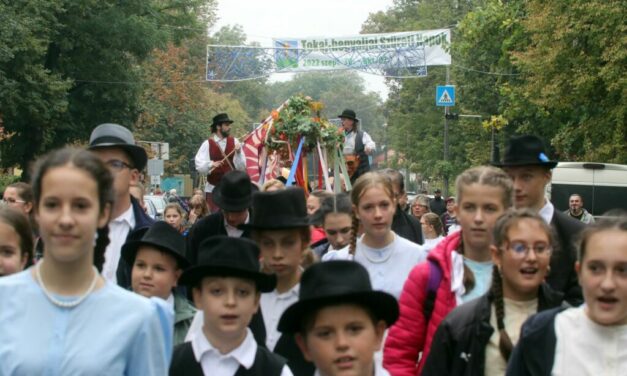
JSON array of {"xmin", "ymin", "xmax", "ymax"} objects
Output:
[
  {"xmin": 193, "ymin": 276, "xmax": 260, "ymax": 342},
  {"xmin": 257, "ymin": 229, "xmax": 305, "ymax": 280},
  {"xmin": 131, "ymin": 246, "xmax": 181, "ymax": 300},
  {"xmin": 296, "ymin": 304, "xmax": 386, "ymax": 376}
]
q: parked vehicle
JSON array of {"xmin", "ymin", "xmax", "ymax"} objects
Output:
[
  {"xmin": 144, "ymin": 195, "xmax": 167, "ymax": 220},
  {"xmin": 548, "ymin": 162, "xmax": 627, "ymax": 216}
]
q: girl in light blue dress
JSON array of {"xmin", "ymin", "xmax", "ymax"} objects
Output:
[{"xmin": 0, "ymin": 148, "xmax": 173, "ymax": 376}]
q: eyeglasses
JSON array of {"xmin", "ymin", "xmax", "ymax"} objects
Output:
[
  {"xmin": 2, "ymin": 198, "xmax": 26, "ymax": 205},
  {"xmin": 105, "ymin": 159, "xmax": 133, "ymax": 172},
  {"xmin": 325, "ymin": 227, "xmax": 351, "ymax": 236},
  {"xmin": 503, "ymin": 241, "xmax": 552, "ymax": 258}
]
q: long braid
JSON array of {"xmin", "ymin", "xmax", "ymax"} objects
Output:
[
  {"xmin": 348, "ymin": 212, "xmax": 359, "ymax": 256},
  {"xmin": 93, "ymin": 226, "xmax": 110, "ymax": 272},
  {"xmin": 458, "ymin": 238, "xmax": 476, "ymax": 294},
  {"xmin": 491, "ymin": 264, "xmax": 513, "ymax": 361}
]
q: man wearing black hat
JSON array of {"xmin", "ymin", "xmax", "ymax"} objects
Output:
[
  {"xmin": 88, "ymin": 123, "xmax": 155, "ymax": 287},
  {"xmin": 194, "ymin": 113, "xmax": 246, "ymax": 213},
  {"xmin": 493, "ymin": 134, "xmax": 584, "ymax": 305},
  {"xmin": 429, "ymin": 188, "xmax": 446, "ymax": 217},
  {"xmin": 186, "ymin": 170, "xmax": 254, "ymax": 265},
  {"xmin": 338, "ymin": 109, "xmax": 375, "ymax": 182}
]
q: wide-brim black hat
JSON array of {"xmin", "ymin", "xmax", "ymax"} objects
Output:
[
  {"xmin": 213, "ymin": 171, "xmax": 255, "ymax": 211},
  {"xmin": 179, "ymin": 236, "xmax": 276, "ymax": 292},
  {"xmin": 121, "ymin": 221, "xmax": 189, "ymax": 269},
  {"xmin": 240, "ymin": 187, "xmax": 310, "ymax": 230},
  {"xmin": 212, "ymin": 113, "xmax": 234, "ymax": 127},
  {"xmin": 88, "ymin": 123, "xmax": 148, "ymax": 171},
  {"xmin": 338, "ymin": 109, "xmax": 358, "ymax": 122},
  {"xmin": 278, "ymin": 260, "xmax": 399, "ymax": 333},
  {"xmin": 492, "ymin": 134, "xmax": 558, "ymax": 169}
]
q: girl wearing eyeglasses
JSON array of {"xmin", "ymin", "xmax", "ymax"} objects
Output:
[
  {"xmin": 507, "ymin": 212, "xmax": 627, "ymax": 376},
  {"xmin": 422, "ymin": 209, "xmax": 565, "ymax": 376}
]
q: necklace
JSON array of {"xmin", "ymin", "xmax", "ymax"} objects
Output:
[
  {"xmin": 359, "ymin": 237, "xmax": 396, "ymax": 264},
  {"xmin": 36, "ymin": 261, "xmax": 99, "ymax": 308}
]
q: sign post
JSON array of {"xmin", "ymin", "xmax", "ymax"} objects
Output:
[{"xmin": 436, "ymin": 83, "xmax": 455, "ymax": 197}]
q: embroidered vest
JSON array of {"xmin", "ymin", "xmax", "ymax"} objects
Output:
[{"xmin": 207, "ymin": 136, "xmax": 236, "ymax": 186}]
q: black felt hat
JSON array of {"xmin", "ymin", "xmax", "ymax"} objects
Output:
[
  {"xmin": 338, "ymin": 109, "xmax": 358, "ymax": 122},
  {"xmin": 212, "ymin": 113, "xmax": 234, "ymax": 127},
  {"xmin": 213, "ymin": 170, "xmax": 255, "ymax": 212},
  {"xmin": 241, "ymin": 187, "xmax": 309, "ymax": 230},
  {"xmin": 88, "ymin": 123, "xmax": 148, "ymax": 171},
  {"xmin": 278, "ymin": 260, "xmax": 399, "ymax": 333},
  {"xmin": 121, "ymin": 221, "xmax": 189, "ymax": 269},
  {"xmin": 492, "ymin": 135, "xmax": 558, "ymax": 169},
  {"xmin": 179, "ymin": 236, "xmax": 276, "ymax": 292}
]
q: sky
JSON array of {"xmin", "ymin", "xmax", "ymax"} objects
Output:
[{"xmin": 212, "ymin": 0, "xmax": 394, "ymax": 99}]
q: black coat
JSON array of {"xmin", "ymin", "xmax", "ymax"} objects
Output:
[
  {"xmin": 422, "ymin": 284, "xmax": 564, "ymax": 376},
  {"xmin": 392, "ymin": 204, "xmax": 424, "ymax": 245},
  {"xmin": 548, "ymin": 210, "xmax": 584, "ymax": 306},
  {"xmin": 429, "ymin": 196, "xmax": 447, "ymax": 217},
  {"xmin": 505, "ymin": 307, "xmax": 567, "ymax": 376},
  {"xmin": 186, "ymin": 211, "xmax": 252, "ymax": 265}
]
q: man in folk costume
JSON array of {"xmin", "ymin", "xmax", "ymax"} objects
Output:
[
  {"xmin": 339, "ymin": 109, "xmax": 375, "ymax": 183},
  {"xmin": 194, "ymin": 113, "xmax": 246, "ymax": 213}
]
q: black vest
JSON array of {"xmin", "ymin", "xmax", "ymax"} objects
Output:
[
  {"xmin": 169, "ymin": 341, "xmax": 286, "ymax": 376},
  {"xmin": 351, "ymin": 130, "xmax": 370, "ymax": 182}
]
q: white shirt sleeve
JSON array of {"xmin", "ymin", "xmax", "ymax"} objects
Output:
[
  {"xmin": 233, "ymin": 138, "xmax": 246, "ymax": 170},
  {"xmin": 195, "ymin": 140, "xmax": 212, "ymax": 174},
  {"xmin": 362, "ymin": 131, "xmax": 376, "ymax": 151},
  {"xmin": 281, "ymin": 365, "xmax": 295, "ymax": 376}
]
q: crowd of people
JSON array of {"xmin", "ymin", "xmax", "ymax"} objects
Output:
[{"xmin": 0, "ymin": 114, "xmax": 625, "ymax": 376}]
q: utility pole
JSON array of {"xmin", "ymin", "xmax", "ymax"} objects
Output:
[{"xmin": 443, "ymin": 66, "xmax": 450, "ymax": 198}]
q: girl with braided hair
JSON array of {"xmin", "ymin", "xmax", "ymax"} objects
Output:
[
  {"xmin": 421, "ymin": 209, "xmax": 564, "ymax": 376},
  {"xmin": 0, "ymin": 148, "xmax": 173, "ymax": 375},
  {"xmin": 322, "ymin": 172, "xmax": 427, "ymax": 299}
]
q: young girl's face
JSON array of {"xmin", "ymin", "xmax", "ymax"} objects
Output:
[
  {"xmin": 296, "ymin": 304, "xmax": 386, "ymax": 376},
  {"xmin": 0, "ymin": 221, "xmax": 27, "ymax": 276},
  {"xmin": 492, "ymin": 218, "xmax": 552, "ymax": 301},
  {"xmin": 36, "ymin": 166, "xmax": 109, "ymax": 264},
  {"xmin": 258, "ymin": 229, "xmax": 305, "ymax": 280},
  {"xmin": 165, "ymin": 208, "xmax": 182, "ymax": 230},
  {"xmin": 456, "ymin": 183, "xmax": 507, "ymax": 252},
  {"xmin": 354, "ymin": 185, "xmax": 394, "ymax": 240},
  {"xmin": 131, "ymin": 247, "xmax": 181, "ymax": 300},
  {"xmin": 323, "ymin": 213, "xmax": 353, "ymax": 250},
  {"xmin": 576, "ymin": 229, "xmax": 627, "ymax": 326}
]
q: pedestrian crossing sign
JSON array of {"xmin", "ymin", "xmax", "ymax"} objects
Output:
[{"xmin": 436, "ymin": 85, "xmax": 455, "ymax": 107}]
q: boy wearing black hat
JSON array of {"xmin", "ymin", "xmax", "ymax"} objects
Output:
[
  {"xmin": 338, "ymin": 109, "xmax": 375, "ymax": 182},
  {"xmin": 278, "ymin": 261, "xmax": 399, "ymax": 376},
  {"xmin": 194, "ymin": 113, "xmax": 246, "ymax": 213},
  {"xmin": 122, "ymin": 221, "xmax": 195, "ymax": 345},
  {"xmin": 170, "ymin": 236, "xmax": 293, "ymax": 376},
  {"xmin": 493, "ymin": 134, "xmax": 584, "ymax": 305}
]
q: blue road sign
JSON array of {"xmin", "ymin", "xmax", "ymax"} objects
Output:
[{"xmin": 436, "ymin": 85, "xmax": 455, "ymax": 107}]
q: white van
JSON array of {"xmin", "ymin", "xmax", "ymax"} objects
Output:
[{"xmin": 548, "ymin": 162, "xmax": 627, "ymax": 216}]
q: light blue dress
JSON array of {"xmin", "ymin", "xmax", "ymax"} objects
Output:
[{"xmin": 0, "ymin": 269, "xmax": 173, "ymax": 376}]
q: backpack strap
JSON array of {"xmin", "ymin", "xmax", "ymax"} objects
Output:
[{"xmin": 423, "ymin": 259, "xmax": 442, "ymax": 324}]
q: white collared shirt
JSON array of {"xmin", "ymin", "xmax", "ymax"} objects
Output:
[
  {"xmin": 538, "ymin": 199, "xmax": 555, "ymax": 224},
  {"xmin": 260, "ymin": 284, "xmax": 300, "ymax": 351},
  {"xmin": 191, "ymin": 328, "xmax": 293, "ymax": 376},
  {"xmin": 165, "ymin": 293, "xmax": 175, "ymax": 311},
  {"xmin": 343, "ymin": 130, "xmax": 376, "ymax": 155},
  {"xmin": 224, "ymin": 213, "xmax": 249, "ymax": 238},
  {"xmin": 194, "ymin": 134, "xmax": 246, "ymax": 192},
  {"xmin": 102, "ymin": 204, "xmax": 135, "ymax": 284}
]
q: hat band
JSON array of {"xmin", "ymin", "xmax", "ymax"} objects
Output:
[{"xmin": 91, "ymin": 135, "xmax": 129, "ymax": 146}]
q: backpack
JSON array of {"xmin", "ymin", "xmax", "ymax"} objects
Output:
[{"xmin": 423, "ymin": 259, "xmax": 442, "ymax": 323}]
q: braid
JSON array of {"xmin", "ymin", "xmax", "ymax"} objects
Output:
[
  {"xmin": 94, "ymin": 226, "xmax": 110, "ymax": 272},
  {"xmin": 348, "ymin": 212, "xmax": 359, "ymax": 256},
  {"xmin": 491, "ymin": 265, "xmax": 513, "ymax": 361},
  {"xmin": 458, "ymin": 238, "xmax": 476, "ymax": 294}
]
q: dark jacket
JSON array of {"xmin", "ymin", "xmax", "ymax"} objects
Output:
[
  {"xmin": 186, "ymin": 211, "xmax": 252, "ymax": 265},
  {"xmin": 392, "ymin": 204, "xmax": 424, "ymax": 245},
  {"xmin": 422, "ymin": 284, "xmax": 564, "ymax": 376},
  {"xmin": 429, "ymin": 196, "xmax": 447, "ymax": 217},
  {"xmin": 116, "ymin": 196, "xmax": 156, "ymax": 288},
  {"xmin": 249, "ymin": 309, "xmax": 315, "ymax": 376},
  {"xmin": 169, "ymin": 340, "xmax": 287, "ymax": 376},
  {"xmin": 505, "ymin": 307, "xmax": 567, "ymax": 376},
  {"xmin": 548, "ymin": 210, "xmax": 584, "ymax": 306}
]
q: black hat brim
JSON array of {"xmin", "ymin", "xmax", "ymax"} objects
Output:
[
  {"xmin": 179, "ymin": 265, "xmax": 276, "ymax": 293},
  {"xmin": 89, "ymin": 143, "xmax": 148, "ymax": 171},
  {"xmin": 121, "ymin": 239, "xmax": 190, "ymax": 270},
  {"xmin": 491, "ymin": 160, "xmax": 558, "ymax": 169},
  {"xmin": 338, "ymin": 115, "xmax": 358, "ymax": 122},
  {"xmin": 277, "ymin": 290, "xmax": 399, "ymax": 334},
  {"xmin": 239, "ymin": 218, "xmax": 311, "ymax": 231}
]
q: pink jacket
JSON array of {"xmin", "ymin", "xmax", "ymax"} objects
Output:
[{"xmin": 383, "ymin": 231, "xmax": 461, "ymax": 376}]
